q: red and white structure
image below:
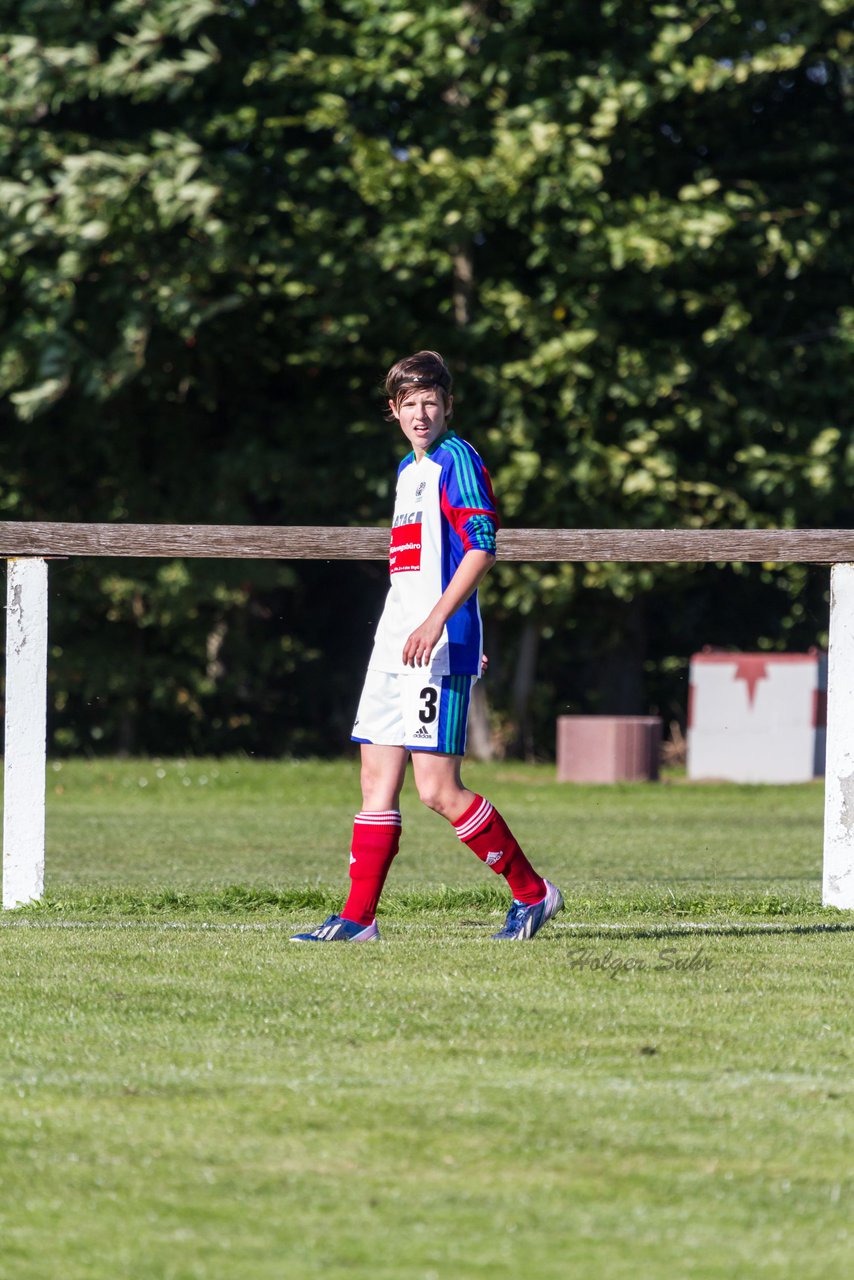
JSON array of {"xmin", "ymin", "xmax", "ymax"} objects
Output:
[{"xmin": 687, "ymin": 649, "xmax": 827, "ymax": 785}]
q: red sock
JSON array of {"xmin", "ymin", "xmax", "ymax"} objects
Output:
[
  {"xmin": 341, "ymin": 810, "xmax": 402, "ymax": 925},
  {"xmin": 452, "ymin": 795, "xmax": 546, "ymax": 904}
]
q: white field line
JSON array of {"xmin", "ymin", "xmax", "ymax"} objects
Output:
[{"xmin": 0, "ymin": 919, "xmax": 849, "ymax": 934}]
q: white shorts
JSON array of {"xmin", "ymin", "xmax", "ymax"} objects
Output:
[{"xmin": 351, "ymin": 668, "xmax": 476, "ymax": 755}]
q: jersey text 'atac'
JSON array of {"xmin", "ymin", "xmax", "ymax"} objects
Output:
[{"xmin": 368, "ymin": 431, "xmax": 499, "ymax": 676}]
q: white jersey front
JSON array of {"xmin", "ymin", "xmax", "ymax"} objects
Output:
[{"xmin": 368, "ymin": 431, "xmax": 498, "ymax": 677}]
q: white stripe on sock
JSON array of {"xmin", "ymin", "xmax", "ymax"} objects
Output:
[
  {"xmin": 454, "ymin": 798, "xmax": 494, "ymax": 842},
  {"xmin": 355, "ymin": 810, "xmax": 402, "ymax": 826}
]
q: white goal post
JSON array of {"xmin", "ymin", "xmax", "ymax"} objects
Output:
[
  {"xmin": 821, "ymin": 564, "xmax": 854, "ymax": 908},
  {"xmin": 2, "ymin": 525, "xmax": 854, "ymax": 910},
  {"xmin": 3, "ymin": 558, "xmax": 48, "ymax": 909}
]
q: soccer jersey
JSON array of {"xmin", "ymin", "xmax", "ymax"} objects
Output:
[{"xmin": 368, "ymin": 430, "xmax": 499, "ymax": 676}]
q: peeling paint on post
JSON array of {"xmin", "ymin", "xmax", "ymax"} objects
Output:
[
  {"xmin": 823, "ymin": 564, "xmax": 854, "ymax": 909},
  {"xmin": 3, "ymin": 558, "xmax": 48, "ymax": 909}
]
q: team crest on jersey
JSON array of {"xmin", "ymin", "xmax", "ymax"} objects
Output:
[{"xmin": 415, "ymin": 481, "xmax": 426, "ymax": 500}]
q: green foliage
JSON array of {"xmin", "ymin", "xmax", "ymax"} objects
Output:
[{"xmin": 1, "ymin": 1, "xmax": 852, "ymax": 752}]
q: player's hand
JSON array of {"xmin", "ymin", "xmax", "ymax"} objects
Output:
[
  {"xmin": 481, "ymin": 653, "xmax": 489, "ymax": 677},
  {"xmin": 402, "ymin": 617, "xmax": 444, "ymax": 668}
]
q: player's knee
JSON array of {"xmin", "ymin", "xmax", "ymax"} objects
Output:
[{"xmin": 416, "ymin": 781, "xmax": 454, "ymax": 818}]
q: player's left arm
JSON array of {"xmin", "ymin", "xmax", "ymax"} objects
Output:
[
  {"xmin": 402, "ymin": 548, "xmax": 495, "ymax": 668},
  {"xmin": 403, "ymin": 442, "xmax": 499, "ymax": 668}
]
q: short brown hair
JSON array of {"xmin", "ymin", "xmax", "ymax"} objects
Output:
[{"xmin": 384, "ymin": 350, "xmax": 453, "ymax": 420}]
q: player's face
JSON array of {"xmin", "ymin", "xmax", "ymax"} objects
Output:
[{"xmin": 390, "ymin": 387, "xmax": 452, "ymax": 459}]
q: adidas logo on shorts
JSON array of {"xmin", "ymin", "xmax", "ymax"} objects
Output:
[{"xmin": 413, "ymin": 725, "xmax": 432, "ymax": 739}]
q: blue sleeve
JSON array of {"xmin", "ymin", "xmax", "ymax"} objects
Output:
[{"xmin": 440, "ymin": 440, "xmax": 500, "ymax": 555}]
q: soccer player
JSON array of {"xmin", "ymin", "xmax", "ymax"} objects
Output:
[{"xmin": 291, "ymin": 350, "xmax": 563, "ymax": 942}]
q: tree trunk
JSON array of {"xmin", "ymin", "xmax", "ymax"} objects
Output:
[
  {"xmin": 511, "ymin": 619, "xmax": 540, "ymax": 760},
  {"xmin": 452, "ymin": 245, "xmax": 474, "ymax": 327},
  {"xmin": 594, "ymin": 597, "xmax": 648, "ymax": 714},
  {"xmin": 466, "ymin": 678, "xmax": 495, "ymax": 761}
]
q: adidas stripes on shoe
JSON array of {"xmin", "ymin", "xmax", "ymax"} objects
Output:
[
  {"xmin": 491, "ymin": 880, "xmax": 564, "ymax": 941},
  {"xmin": 290, "ymin": 914, "xmax": 380, "ymax": 943}
]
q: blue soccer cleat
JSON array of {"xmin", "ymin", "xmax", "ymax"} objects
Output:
[
  {"xmin": 290, "ymin": 914, "xmax": 380, "ymax": 943},
  {"xmin": 491, "ymin": 880, "xmax": 564, "ymax": 941}
]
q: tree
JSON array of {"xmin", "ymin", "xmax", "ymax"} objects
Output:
[{"xmin": 2, "ymin": 1, "xmax": 852, "ymax": 755}]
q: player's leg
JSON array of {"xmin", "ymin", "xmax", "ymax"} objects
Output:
[
  {"xmin": 408, "ymin": 749, "xmax": 471, "ymax": 819},
  {"xmin": 406, "ymin": 675, "xmax": 563, "ymax": 939},
  {"xmin": 339, "ymin": 742, "xmax": 407, "ymax": 927},
  {"xmin": 359, "ymin": 742, "xmax": 408, "ymax": 811},
  {"xmin": 291, "ymin": 674, "xmax": 407, "ymax": 943},
  {"xmin": 411, "ymin": 748, "xmax": 546, "ymax": 898}
]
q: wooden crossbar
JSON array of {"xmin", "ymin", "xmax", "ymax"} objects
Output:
[{"xmin": 1, "ymin": 522, "xmax": 854, "ymax": 562}]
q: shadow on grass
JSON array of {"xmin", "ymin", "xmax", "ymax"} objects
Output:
[{"xmin": 555, "ymin": 921, "xmax": 854, "ymax": 939}]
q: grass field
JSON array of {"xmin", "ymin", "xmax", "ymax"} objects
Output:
[{"xmin": 1, "ymin": 758, "xmax": 852, "ymax": 1279}]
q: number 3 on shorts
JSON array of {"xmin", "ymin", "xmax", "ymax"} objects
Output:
[
  {"xmin": 419, "ymin": 687, "xmax": 438, "ymax": 723},
  {"xmin": 406, "ymin": 673, "xmax": 473, "ymax": 755}
]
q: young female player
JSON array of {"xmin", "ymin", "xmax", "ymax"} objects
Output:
[{"xmin": 291, "ymin": 350, "xmax": 563, "ymax": 942}]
